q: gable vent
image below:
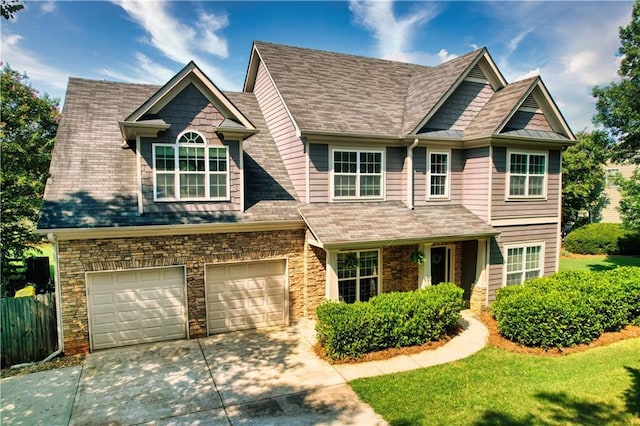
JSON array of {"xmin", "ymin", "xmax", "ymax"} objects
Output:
[
  {"xmin": 521, "ymin": 94, "xmax": 539, "ymax": 110},
  {"xmin": 465, "ymin": 64, "xmax": 487, "ymax": 81}
]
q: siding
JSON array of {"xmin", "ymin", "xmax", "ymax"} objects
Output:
[
  {"xmin": 421, "ymin": 81, "xmax": 494, "ymax": 131},
  {"xmin": 491, "ymin": 147, "xmax": 561, "ymax": 219},
  {"xmin": 413, "ymin": 148, "xmax": 463, "ymax": 206},
  {"xmin": 309, "ymin": 143, "xmax": 329, "ymax": 202},
  {"xmin": 139, "ymin": 84, "xmax": 241, "ymax": 212},
  {"xmin": 504, "ymin": 111, "xmax": 553, "ymax": 132},
  {"xmin": 386, "ymin": 146, "xmax": 406, "ymax": 201},
  {"xmin": 487, "ymin": 222, "xmax": 559, "ymax": 302},
  {"xmin": 601, "ymin": 163, "xmax": 637, "ymax": 223},
  {"xmin": 462, "ymin": 147, "xmax": 490, "ymax": 221},
  {"xmin": 252, "ymin": 61, "xmax": 306, "ymax": 201}
]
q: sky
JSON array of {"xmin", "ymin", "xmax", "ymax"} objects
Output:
[{"xmin": 1, "ymin": 1, "xmax": 634, "ymax": 133}]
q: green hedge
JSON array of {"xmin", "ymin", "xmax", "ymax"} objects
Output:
[
  {"xmin": 492, "ymin": 267, "xmax": 640, "ymax": 348},
  {"xmin": 563, "ymin": 223, "xmax": 640, "ymax": 255},
  {"xmin": 316, "ymin": 284, "xmax": 464, "ymax": 360}
]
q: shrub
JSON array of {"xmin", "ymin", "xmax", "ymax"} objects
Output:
[
  {"xmin": 563, "ymin": 223, "xmax": 640, "ymax": 255},
  {"xmin": 492, "ymin": 267, "xmax": 640, "ymax": 348},
  {"xmin": 316, "ymin": 284, "xmax": 464, "ymax": 360}
]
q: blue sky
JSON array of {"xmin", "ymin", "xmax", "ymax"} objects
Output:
[{"xmin": 1, "ymin": 1, "xmax": 634, "ymax": 132}]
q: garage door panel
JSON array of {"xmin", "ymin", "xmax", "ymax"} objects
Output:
[
  {"xmin": 206, "ymin": 260, "xmax": 287, "ymax": 334},
  {"xmin": 88, "ymin": 267, "xmax": 186, "ymax": 350}
]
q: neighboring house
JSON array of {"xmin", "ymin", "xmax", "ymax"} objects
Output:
[
  {"xmin": 601, "ymin": 162, "xmax": 637, "ymax": 223},
  {"xmin": 38, "ymin": 42, "xmax": 575, "ymax": 354}
]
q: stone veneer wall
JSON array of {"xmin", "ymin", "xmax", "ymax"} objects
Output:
[
  {"xmin": 382, "ymin": 245, "xmax": 420, "ymax": 292},
  {"xmin": 57, "ymin": 229, "xmax": 307, "ymax": 354},
  {"xmin": 304, "ymin": 242, "xmax": 327, "ymax": 319}
]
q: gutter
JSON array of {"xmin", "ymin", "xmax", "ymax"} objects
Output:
[{"xmin": 407, "ymin": 138, "xmax": 419, "ymax": 209}]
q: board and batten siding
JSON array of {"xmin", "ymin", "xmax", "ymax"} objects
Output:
[
  {"xmin": 487, "ymin": 222, "xmax": 558, "ymax": 303},
  {"xmin": 461, "ymin": 147, "xmax": 490, "ymax": 221},
  {"xmin": 252, "ymin": 61, "xmax": 306, "ymax": 202},
  {"xmin": 308, "ymin": 143, "xmax": 329, "ymax": 202},
  {"xmin": 386, "ymin": 146, "xmax": 406, "ymax": 201},
  {"xmin": 413, "ymin": 147, "xmax": 463, "ymax": 206},
  {"xmin": 491, "ymin": 147, "xmax": 561, "ymax": 219}
]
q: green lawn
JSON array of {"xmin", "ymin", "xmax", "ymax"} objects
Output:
[
  {"xmin": 350, "ymin": 339, "xmax": 640, "ymax": 425},
  {"xmin": 559, "ymin": 255, "xmax": 640, "ymax": 272}
]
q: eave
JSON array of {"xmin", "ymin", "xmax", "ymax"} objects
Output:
[{"xmin": 119, "ymin": 120, "xmax": 171, "ymax": 144}]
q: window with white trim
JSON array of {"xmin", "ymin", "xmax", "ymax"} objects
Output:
[
  {"xmin": 507, "ymin": 152, "xmax": 546, "ymax": 198},
  {"xmin": 505, "ymin": 243, "xmax": 543, "ymax": 285},
  {"xmin": 606, "ymin": 168, "xmax": 620, "ymax": 187},
  {"xmin": 337, "ymin": 250, "xmax": 379, "ymax": 303},
  {"xmin": 332, "ymin": 149, "xmax": 383, "ymax": 199},
  {"xmin": 153, "ymin": 131, "xmax": 229, "ymax": 201},
  {"xmin": 427, "ymin": 150, "xmax": 450, "ymax": 198}
]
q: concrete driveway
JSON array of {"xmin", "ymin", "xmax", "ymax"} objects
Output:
[{"xmin": 2, "ymin": 321, "xmax": 385, "ymax": 425}]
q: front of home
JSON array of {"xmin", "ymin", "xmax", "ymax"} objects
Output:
[{"xmin": 38, "ymin": 42, "xmax": 575, "ymax": 354}]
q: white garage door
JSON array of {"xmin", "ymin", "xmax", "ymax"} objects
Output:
[
  {"xmin": 206, "ymin": 260, "xmax": 287, "ymax": 334},
  {"xmin": 87, "ymin": 267, "xmax": 187, "ymax": 350}
]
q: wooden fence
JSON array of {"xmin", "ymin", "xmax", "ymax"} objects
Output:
[{"xmin": 1, "ymin": 293, "xmax": 58, "ymax": 367}]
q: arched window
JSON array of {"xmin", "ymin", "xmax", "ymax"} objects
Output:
[{"xmin": 152, "ymin": 131, "xmax": 229, "ymax": 200}]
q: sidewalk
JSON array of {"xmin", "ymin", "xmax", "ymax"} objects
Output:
[{"xmin": 329, "ymin": 310, "xmax": 489, "ymax": 381}]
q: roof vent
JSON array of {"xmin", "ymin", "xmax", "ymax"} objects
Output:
[
  {"xmin": 521, "ymin": 94, "xmax": 539, "ymax": 110},
  {"xmin": 465, "ymin": 64, "xmax": 486, "ymax": 81}
]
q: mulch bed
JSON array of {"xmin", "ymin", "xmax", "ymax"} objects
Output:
[{"xmin": 1, "ymin": 353, "xmax": 86, "ymax": 379}]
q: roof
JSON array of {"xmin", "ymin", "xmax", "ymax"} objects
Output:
[
  {"xmin": 298, "ymin": 202, "xmax": 497, "ymax": 248},
  {"xmin": 38, "ymin": 78, "xmax": 299, "ymax": 230}
]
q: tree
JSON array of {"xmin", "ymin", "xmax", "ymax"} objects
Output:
[
  {"xmin": 1, "ymin": 0, "xmax": 24, "ymax": 20},
  {"xmin": 562, "ymin": 131, "xmax": 610, "ymax": 231},
  {"xmin": 615, "ymin": 168, "xmax": 640, "ymax": 231},
  {"xmin": 0, "ymin": 65, "xmax": 59, "ymax": 288},
  {"xmin": 592, "ymin": 0, "xmax": 640, "ymax": 164}
]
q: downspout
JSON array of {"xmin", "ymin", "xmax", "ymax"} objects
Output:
[
  {"xmin": 406, "ymin": 138, "xmax": 419, "ymax": 209},
  {"xmin": 12, "ymin": 234, "xmax": 64, "ymax": 368},
  {"xmin": 136, "ymin": 136, "xmax": 143, "ymax": 215}
]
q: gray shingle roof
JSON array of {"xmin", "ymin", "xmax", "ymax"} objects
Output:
[
  {"xmin": 253, "ymin": 42, "xmax": 481, "ymax": 137},
  {"xmin": 298, "ymin": 202, "xmax": 497, "ymax": 248},
  {"xmin": 38, "ymin": 78, "xmax": 299, "ymax": 230}
]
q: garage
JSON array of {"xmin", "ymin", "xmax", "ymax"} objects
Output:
[
  {"xmin": 206, "ymin": 259, "xmax": 288, "ymax": 334},
  {"xmin": 87, "ymin": 266, "xmax": 187, "ymax": 350}
]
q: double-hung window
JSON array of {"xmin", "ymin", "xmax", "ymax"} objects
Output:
[
  {"xmin": 427, "ymin": 150, "xmax": 450, "ymax": 199},
  {"xmin": 337, "ymin": 250, "xmax": 379, "ymax": 303},
  {"xmin": 332, "ymin": 149, "xmax": 383, "ymax": 199},
  {"xmin": 153, "ymin": 131, "xmax": 229, "ymax": 201},
  {"xmin": 508, "ymin": 151, "xmax": 546, "ymax": 198},
  {"xmin": 505, "ymin": 243, "xmax": 543, "ymax": 285}
]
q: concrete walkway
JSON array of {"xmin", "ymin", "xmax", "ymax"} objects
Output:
[{"xmin": 0, "ymin": 311, "xmax": 488, "ymax": 425}]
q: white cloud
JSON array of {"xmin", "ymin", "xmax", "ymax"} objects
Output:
[
  {"xmin": 350, "ymin": 0, "xmax": 454, "ymax": 64},
  {"xmin": 514, "ymin": 68, "xmax": 540, "ymax": 82},
  {"xmin": 1, "ymin": 32, "xmax": 69, "ymax": 97},
  {"xmin": 507, "ymin": 29, "xmax": 533, "ymax": 55},
  {"xmin": 40, "ymin": 1, "xmax": 57, "ymax": 14},
  {"xmin": 101, "ymin": 53, "xmax": 175, "ymax": 85},
  {"xmin": 112, "ymin": 0, "xmax": 237, "ymax": 90}
]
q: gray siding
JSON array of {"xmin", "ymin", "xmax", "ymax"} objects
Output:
[
  {"xmin": 309, "ymin": 143, "xmax": 329, "ymax": 202},
  {"xmin": 139, "ymin": 84, "xmax": 241, "ymax": 212},
  {"xmin": 504, "ymin": 111, "xmax": 554, "ymax": 132},
  {"xmin": 487, "ymin": 222, "xmax": 559, "ymax": 302},
  {"xmin": 252, "ymin": 61, "xmax": 306, "ymax": 201},
  {"xmin": 386, "ymin": 146, "xmax": 406, "ymax": 201},
  {"xmin": 421, "ymin": 81, "xmax": 494, "ymax": 131},
  {"xmin": 413, "ymin": 147, "xmax": 463, "ymax": 206},
  {"xmin": 462, "ymin": 147, "xmax": 490, "ymax": 221},
  {"xmin": 491, "ymin": 147, "xmax": 561, "ymax": 219}
]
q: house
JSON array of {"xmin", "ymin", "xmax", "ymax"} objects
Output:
[
  {"xmin": 601, "ymin": 162, "xmax": 637, "ymax": 223},
  {"xmin": 38, "ymin": 42, "xmax": 575, "ymax": 354}
]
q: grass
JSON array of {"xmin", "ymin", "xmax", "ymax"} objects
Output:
[
  {"xmin": 559, "ymin": 254, "xmax": 640, "ymax": 272},
  {"xmin": 350, "ymin": 339, "xmax": 640, "ymax": 425}
]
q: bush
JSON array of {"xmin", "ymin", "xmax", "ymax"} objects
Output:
[
  {"xmin": 316, "ymin": 284, "xmax": 464, "ymax": 360},
  {"xmin": 563, "ymin": 223, "xmax": 640, "ymax": 255},
  {"xmin": 492, "ymin": 267, "xmax": 640, "ymax": 348}
]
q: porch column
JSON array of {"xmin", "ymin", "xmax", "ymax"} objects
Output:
[
  {"xmin": 325, "ymin": 250, "xmax": 338, "ymax": 301},
  {"xmin": 418, "ymin": 243, "xmax": 433, "ymax": 288},
  {"xmin": 471, "ymin": 238, "xmax": 489, "ymax": 313}
]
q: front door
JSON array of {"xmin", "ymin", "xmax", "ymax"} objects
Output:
[{"xmin": 431, "ymin": 246, "xmax": 451, "ymax": 284}]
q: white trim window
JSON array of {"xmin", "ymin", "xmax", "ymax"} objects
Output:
[
  {"xmin": 153, "ymin": 131, "xmax": 229, "ymax": 201},
  {"xmin": 332, "ymin": 149, "xmax": 383, "ymax": 199},
  {"xmin": 505, "ymin": 243, "xmax": 544, "ymax": 285},
  {"xmin": 427, "ymin": 149, "xmax": 450, "ymax": 199},
  {"xmin": 606, "ymin": 168, "xmax": 620, "ymax": 188},
  {"xmin": 337, "ymin": 250, "xmax": 379, "ymax": 303},
  {"xmin": 507, "ymin": 151, "xmax": 547, "ymax": 198}
]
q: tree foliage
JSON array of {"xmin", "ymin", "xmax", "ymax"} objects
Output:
[
  {"xmin": 615, "ymin": 168, "xmax": 640, "ymax": 231},
  {"xmin": 0, "ymin": 65, "xmax": 59, "ymax": 277},
  {"xmin": 562, "ymin": 131, "xmax": 609, "ymax": 229},
  {"xmin": 1, "ymin": 0, "xmax": 24, "ymax": 20},
  {"xmin": 593, "ymin": 0, "xmax": 640, "ymax": 164}
]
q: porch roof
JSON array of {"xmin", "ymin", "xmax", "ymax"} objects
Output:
[{"xmin": 298, "ymin": 201, "xmax": 498, "ymax": 249}]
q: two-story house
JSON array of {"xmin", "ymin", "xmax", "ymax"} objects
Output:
[{"xmin": 38, "ymin": 42, "xmax": 575, "ymax": 354}]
